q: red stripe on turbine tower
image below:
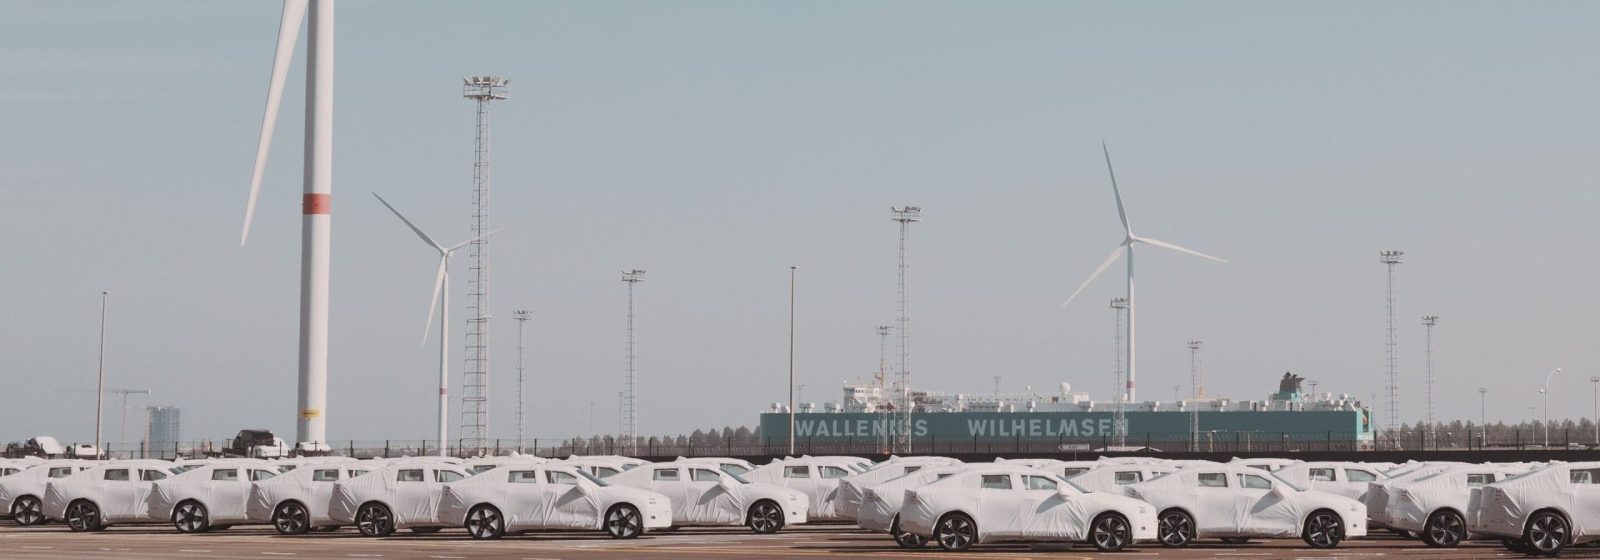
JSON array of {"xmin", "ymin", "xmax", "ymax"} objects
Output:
[{"xmin": 304, "ymin": 194, "xmax": 331, "ymax": 214}]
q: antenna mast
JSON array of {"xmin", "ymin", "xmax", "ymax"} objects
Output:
[
  {"xmin": 890, "ymin": 206, "xmax": 921, "ymax": 453},
  {"xmin": 460, "ymin": 76, "xmax": 508, "ymax": 453}
]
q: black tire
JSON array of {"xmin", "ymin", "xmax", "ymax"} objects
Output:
[
  {"xmin": 465, "ymin": 504, "xmax": 505, "ymax": 540},
  {"xmin": 64, "ymin": 500, "xmax": 103, "ymax": 532},
  {"xmin": 1422, "ymin": 510, "xmax": 1465, "ymax": 548},
  {"xmin": 1158, "ymin": 510, "xmax": 1195, "ymax": 548},
  {"xmin": 273, "ymin": 502, "xmax": 311, "ymax": 535},
  {"xmin": 1504, "ymin": 537, "xmax": 1531, "ymax": 553},
  {"xmin": 890, "ymin": 516, "xmax": 927, "ymax": 549},
  {"xmin": 355, "ymin": 502, "xmax": 396, "ymax": 537},
  {"xmin": 1089, "ymin": 513, "xmax": 1133, "ymax": 552},
  {"xmin": 604, "ymin": 504, "xmax": 643, "ymax": 539},
  {"xmin": 1525, "ymin": 511, "xmax": 1569, "ymax": 557},
  {"xmin": 934, "ymin": 512, "xmax": 977, "ymax": 552},
  {"xmin": 747, "ymin": 500, "xmax": 784, "ymax": 534},
  {"xmin": 173, "ymin": 501, "xmax": 210, "ymax": 533},
  {"xmin": 409, "ymin": 526, "xmax": 441, "ymax": 534},
  {"xmin": 313, "ymin": 525, "xmax": 340, "ymax": 533},
  {"xmin": 1303, "ymin": 509, "xmax": 1345, "ymax": 549},
  {"xmin": 1221, "ymin": 537, "xmax": 1251, "ymax": 544},
  {"xmin": 10, "ymin": 496, "xmax": 45, "ymax": 526}
]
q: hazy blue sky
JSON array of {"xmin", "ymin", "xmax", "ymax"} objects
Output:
[{"xmin": 2, "ymin": 1, "xmax": 1597, "ymax": 446}]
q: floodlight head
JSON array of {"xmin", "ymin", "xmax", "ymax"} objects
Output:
[
  {"xmin": 890, "ymin": 206, "xmax": 922, "ymax": 223},
  {"xmin": 1379, "ymin": 250, "xmax": 1405, "ymax": 264},
  {"xmin": 513, "ymin": 309, "xmax": 533, "ymax": 321},
  {"xmin": 622, "ymin": 269, "xmax": 646, "ymax": 283},
  {"xmin": 1423, "ymin": 315, "xmax": 1439, "ymax": 326}
]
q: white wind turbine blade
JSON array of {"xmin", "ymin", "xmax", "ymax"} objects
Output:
[
  {"xmin": 372, "ymin": 192, "xmax": 445, "ymax": 252},
  {"xmin": 1135, "ymin": 236, "xmax": 1227, "ymax": 263},
  {"xmin": 445, "ymin": 226, "xmax": 511, "ymax": 252},
  {"xmin": 241, "ymin": 0, "xmax": 310, "ymax": 246},
  {"xmin": 1102, "ymin": 141, "xmax": 1133, "ymax": 237},
  {"xmin": 421, "ymin": 255, "xmax": 447, "ymax": 345},
  {"xmin": 1060, "ymin": 245, "xmax": 1126, "ymax": 308}
]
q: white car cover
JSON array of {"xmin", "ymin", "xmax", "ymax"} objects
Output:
[
  {"xmin": 462, "ymin": 455, "xmax": 548, "ymax": 475},
  {"xmin": 744, "ymin": 456, "xmax": 863, "ymax": 520},
  {"xmin": 1069, "ymin": 464, "xmax": 1177, "ymax": 497},
  {"xmin": 833, "ymin": 456, "xmax": 963, "ymax": 519},
  {"xmin": 436, "ymin": 465, "xmax": 673, "ymax": 534},
  {"xmin": 247, "ymin": 462, "xmax": 372, "ymax": 531},
  {"xmin": 1468, "ymin": 462, "xmax": 1600, "ymax": 547},
  {"xmin": 44, "ymin": 461, "xmax": 184, "ymax": 527},
  {"xmin": 1365, "ymin": 461, "xmax": 1471, "ymax": 528},
  {"xmin": 1375, "ymin": 463, "xmax": 1534, "ymax": 537},
  {"xmin": 147, "ymin": 463, "xmax": 282, "ymax": 528},
  {"xmin": 1126, "ymin": 465, "xmax": 1368, "ymax": 542},
  {"xmin": 857, "ymin": 464, "xmax": 977, "ymax": 533},
  {"xmin": 607, "ymin": 460, "xmax": 808, "ymax": 529},
  {"xmin": 553, "ymin": 456, "xmax": 649, "ymax": 479},
  {"xmin": 2, "ymin": 460, "xmax": 90, "ymax": 523},
  {"xmin": 897, "ymin": 466, "xmax": 1157, "ymax": 548},
  {"xmin": 1229, "ymin": 457, "xmax": 1303, "ymax": 472},
  {"xmin": 329, "ymin": 461, "xmax": 471, "ymax": 531},
  {"xmin": 1271, "ymin": 462, "xmax": 1386, "ymax": 501},
  {"xmin": 995, "ymin": 458, "xmax": 1100, "ymax": 480}
]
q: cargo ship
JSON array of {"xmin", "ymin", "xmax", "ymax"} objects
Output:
[{"xmin": 758, "ymin": 372, "xmax": 1376, "ymax": 450}]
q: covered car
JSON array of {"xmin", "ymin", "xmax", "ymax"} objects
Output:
[
  {"xmin": 1271, "ymin": 461, "xmax": 1386, "ymax": 501},
  {"xmin": 1, "ymin": 460, "xmax": 90, "ymax": 525},
  {"xmin": 897, "ymin": 465, "xmax": 1156, "ymax": 552},
  {"xmin": 743, "ymin": 456, "xmax": 863, "ymax": 520},
  {"xmin": 461, "ymin": 454, "xmax": 547, "ymax": 475},
  {"xmin": 1067, "ymin": 463, "xmax": 1176, "ymax": 497},
  {"xmin": 552, "ymin": 455, "xmax": 649, "ymax": 479},
  {"xmin": 1229, "ymin": 457, "xmax": 1302, "ymax": 472},
  {"xmin": 146, "ymin": 462, "xmax": 281, "ymax": 532},
  {"xmin": 247, "ymin": 461, "xmax": 373, "ymax": 534},
  {"xmin": 858, "ymin": 464, "xmax": 977, "ymax": 547},
  {"xmin": 607, "ymin": 460, "xmax": 807, "ymax": 533},
  {"xmin": 328, "ymin": 460, "xmax": 471, "ymax": 536},
  {"xmin": 1376, "ymin": 463, "xmax": 1533, "ymax": 547},
  {"xmin": 832, "ymin": 456, "xmax": 963, "ymax": 520},
  {"xmin": 1467, "ymin": 462, "xmax": 1600, "ymax": 556},
  {"xmin": 436, "ymin": 464, "xmax": 672, "ymax": 539},
  {"xmin": 1125, "ymin": 465, "xmax": 1367, "ymax": 548},
  {"xmin": 44, "ymin": 460, "xmax": 184, "ymax": 531}
]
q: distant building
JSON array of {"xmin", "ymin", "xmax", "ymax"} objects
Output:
[{"xmin": 147, "ymin": 406, "xmax": 180, "ymax": 455}]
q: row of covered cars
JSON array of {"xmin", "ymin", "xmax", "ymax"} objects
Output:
[{"xmin": 2, "ymin": 453, "xmax": 1598, "ymax": 555}]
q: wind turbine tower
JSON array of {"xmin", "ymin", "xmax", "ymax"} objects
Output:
[
  {"xmin": 621, "ymin": 269, "xmax": 646, "ymax": 455},
  {"xmin": 1109, "ymin": 298, "xmax": 1128, "ymax": 447},
  {"xmin": 1380, "ymin": 250, "xmax": 1404, "ymax": 449},
  {"xmin": 1423, "ymin": 315, "xmax": 1438, "ymax": 449},
  {"xmin": 890, "ymin": 206, "xmax": 921, "ymax": 453},
  {"xmin": 461, "ymin": 75, "xmax": 509, "ymax": 452},
  {"xmin": 513, "ymin": 309, "xmax": 533, "ymax": 452}
]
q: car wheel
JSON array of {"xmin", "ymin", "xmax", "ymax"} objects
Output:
[
  {"xmin": 1303, "ymin": 510, "xmax": 1345, "ymax": 549},
  {"xmin": 465, "ymin": 505, "xmax": 505, "ymax": 540},
  {"xmin": 1221, "ymin": 537, "xmax": 1252, "ymax": 544},
  {"xmin": 1090, "ymin": 513, "xmax": 1132, "ymax": 552},
  {"xmin": 747, "ymin": 501, "xmax": 784, "ymax": 534},
  {"xmin": 934, "ymin": 513, "xmax": 977, "ymax": 552},
  {"xmin": 1504, "ymin": 537, "xmax": 1532, "ymax": 553},
  {"xmin": 273, "ymin": 502, "xmax": 311, "ymax": 535},
  {"xmin": 173, "ymin": 501, "xmax": 210, "ymax": 533},
  {"xmin": 64, "ymin": 500, "xmax": 102, "ymax": 532},
  {"xmin": 604, "ymin": 504, "xmax": 643, "ymax": 539},
  {"xmin": 1422, "ymin": 510, "xmax": 1465, "ymax": 548},
  {"xmin": 1525, "ymin": 511, "xmax": 1569, "ymax": 557},
  {"xmin": 1158, "ymin": 510, "xmax": 1195, "ymax": 548},
  {"xmin": 10, "ymin": 496, "xmax": 45, "ymax": 526},
  {"xmin": 889, "ymin": 516, "xmax": 927, "ymax": 549},
  {"xmin": 355, "ymin": 502, "xmax": 396, "ymax": 537}
]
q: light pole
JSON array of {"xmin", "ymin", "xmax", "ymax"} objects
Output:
[
  {"xmin": 1478, "ymin": 387, "xmax": 1487, "ymax": 446},
  {"xmin": 788, "ymin": 266, "xmax": 797, "ymax": 455},
  {"xmin": 95, "ymin": 291, "xmax": 110, "ymax": 459},
  {"xmin": 1591, "ymin": 377, "xmax": 1599, "ymax": 445},
  {"xmin": 1543, "ymin": 368, "xmax": 1562, "ymax": 447}
]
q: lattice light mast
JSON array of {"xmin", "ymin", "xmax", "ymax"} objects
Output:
[
  {"xmin": 1379, "ymin": 250, "xmax": 1404, "ymax": 449},
  {"xmin": 890, "ymin": 206, "xmax": 921, "ymax": 453},
  {"xmin": 513, "ymin": 309, "xmax": 532, "ymax": 452},
  {"xmin": 621, "ymin": 269, "xmax": 646, "ymax": 455},
  {"xmin": 1110, "ymin": 298, "xmax": 1128, "ymax": 447},
  {"xmin": 875, "ymin": 325, "xmax": 892, "ymax": 452},
  {"xmin": 460, "ymin": 76, "xmax": 508, "ymax": 452},
  {"xmin": 1188, "ymin": 340, "xmax": 1202, "ymax": 451},
  {"xmin": 1422, "ymin": 315, "xmax": 1438, "ymax": 449}
]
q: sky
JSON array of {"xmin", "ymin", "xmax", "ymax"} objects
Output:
[{"xmin": 2, "ymin": 1, "xmax": 1598, "ymax": 446}]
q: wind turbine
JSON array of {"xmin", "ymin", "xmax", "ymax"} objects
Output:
[
  {"xmin": 1061, "ymin": 143, "xmax": 1226, "ymax": 406},
  {"xmin": 239, "ymin": 0, "xmax": 333, "ymax": 452},
  {"xmin": 372, "ymin": 193, "xmax": 505, "ymax": 457}
]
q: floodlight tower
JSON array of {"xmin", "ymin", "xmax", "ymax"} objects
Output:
[
  {"xmin": 512, "ymin": 309, "xmax": 532, "ymax": 452},
  {"xmin": 1422, "ymin": 315, "xmax": 1438, "ymax": 449},
  {"xmin": 1188, "ymin": 340, "xmax": 1202, "ymax": 451},
  {"xmin": 460, "ymin": 75, "xmax": 509, "ymax": 452},
  {"xmin": 621, "ymin": 269, "xmax": 646, "ymax": 455},
  {"xmin": 890, "ymin": 206, "xmax": 921, "ymax": 453},
  {"xmin": 1110, "ymin": 298, "xmax": 1129, "ymax": 446},
  {"xmin": 875, "ymin": 325, "xmax": 892, "ymax": 453},
  {"xmin": 1379, "ymin": 250, "xmax": 1404, "ymax": 449}
]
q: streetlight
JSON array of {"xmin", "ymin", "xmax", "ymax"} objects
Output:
[
  {"xmin": 1478, "ymin": 387, "xmax": 1487, "ymax": 447},
  {"xmin": 1543, "ymin": 368, "xmax": 1563, "ymax": 447},
  {"xmin": 1591, "ymin": 377, "xmax": 1599, "ymax": 446}
]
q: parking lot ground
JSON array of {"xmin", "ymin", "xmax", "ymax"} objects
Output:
[{"xmin": 0, "ymin": 524, "xmax": 1589, "ymax": 560}]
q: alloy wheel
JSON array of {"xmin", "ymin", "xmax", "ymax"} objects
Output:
[
  {"xmin": 1526, "ymin": 512, "xmax": 1568, "ymax": 556},
  {"xmin": 1092, "ymin": 514, "xmax": 1131, "ymax": 552},
  {"xmin": 605, "ymin": 505, "xmax": 642, "ymax": 539},
  {"xmin": 11, "ymin": 496, "xmax": 43, "ymax": 526},
  {"xmin": 65, "ymin": 501, "xmax": 100, "ymax": 532},
  {"xmin": 748, "ymin": 502, "xmax": 783, "ymax": 534},
  {"xmin": 1303, "ymin": 511, "xmax": 1344, "ymax": 548},
  {"xmin": 466, "ymin": 505, "xmax": 504, "ymax": 539},
  {"xmin": 356, "ymin": 503, "xmax": 395, "ymax": 537},
  {"xmin": 274, "ymin": 502, "xmax": 310, "ymax": 535},
  {"xmin": 935, "ymin": 514, "xmax": 976, "ymax": 551},
  {"xmin": 1424, "ymin": 510, "xmax": 1465, "ymax": 547},
  {"xmin": 174, "ymin": 502, "xmax": 209, "ymax": 533},
  {"xmin": 1158, "ymin": 511, "xmax": 1194, "ymax": 547}
]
